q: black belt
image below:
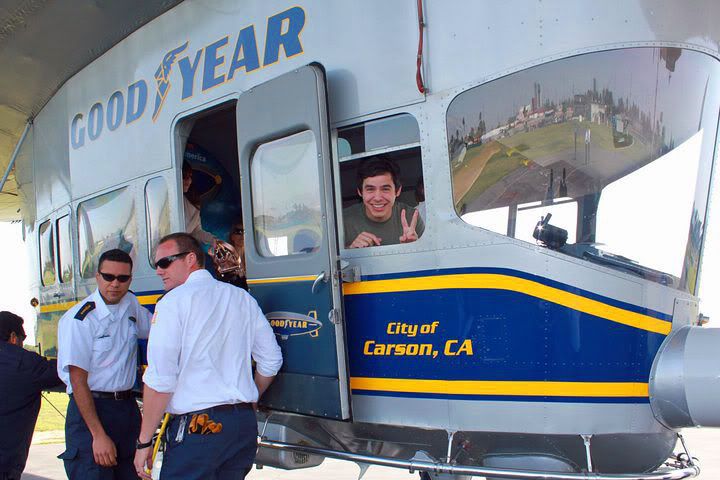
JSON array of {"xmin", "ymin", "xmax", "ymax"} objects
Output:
[
  {"xmin": 212, "ymin": 402, "xmax": 253, "ymax": 411},
  {"xmin": 179, "ymin": 402, "xmax": 252, "ymax": 416},
  {"xmin": 89, "ymin": 390, "xmax": 134, "ymax": 400}
]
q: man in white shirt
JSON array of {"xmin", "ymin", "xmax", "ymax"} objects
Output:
[
  {"xmin": 134, "ymin": 232, "xmax": 282, "ymax": 480},
  {"xmin": 57, "ymin": 249, "xmax": 152, "ymax": 480}
]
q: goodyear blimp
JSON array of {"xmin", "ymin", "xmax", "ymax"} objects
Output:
[{"xmin": 2, "ymin": 1, "xmax": 720, "ymax": 478}]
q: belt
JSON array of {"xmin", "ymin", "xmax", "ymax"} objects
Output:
[
  {"xmin": 212, "ymin": 402, "xmax": 253, "ymax": 411},
  {"xmin": 89, "ymin": 390, "xmax": 134, "ymax": 400},
  {"xmin": 178, "ymin": 402, "xmax": 253, "ymax": 416}
]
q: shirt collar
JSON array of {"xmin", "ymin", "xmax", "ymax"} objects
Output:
[
  {"xmin": 185, "ymin": 269, "xmax": 213, "ymax": 285},
  {"xmin": 90, "ymin": 289, "xmax": 131, "ymax": 320}
]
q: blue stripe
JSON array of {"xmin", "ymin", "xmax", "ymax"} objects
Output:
[
  {"xmin": 358, "ymin": 267, "xmax": 672, "ymax": 321},
  {"xmin": 345, "ymin": 288, "xmax": 665, "ymax": 384}
]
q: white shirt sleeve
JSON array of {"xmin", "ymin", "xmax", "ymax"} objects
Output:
[
  {"xmin": 57, "ymin": 309, "xmax": 94, "ymax": 375},
  {"xmin": 249, "ymin": 299, "xmax": 283, "ymax": 377},
  {"xmin": 143, "ymin": 297, "xmax": 183, "ymax": 393},
  {"xmin": 136, "ymin": 303, "xmax": 153, "ymax": 340}
]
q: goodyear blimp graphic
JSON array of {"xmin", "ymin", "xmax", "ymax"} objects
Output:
[{"xmin": 266, "ymin": 311, "xmax": 322, "ymax": 340}]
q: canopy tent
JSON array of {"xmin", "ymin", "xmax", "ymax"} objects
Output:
[{"xmin": 0, "ymin": 0, "xmax": 184, "ymax": 220}]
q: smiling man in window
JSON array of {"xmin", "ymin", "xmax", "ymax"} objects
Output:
[
  {"xmin": 344, "ymin": 157, "xmax": 424, "ymax": 248},
  {"xmin": 57, "ymin": 249, "xmax": 152, "ymax": 480}
]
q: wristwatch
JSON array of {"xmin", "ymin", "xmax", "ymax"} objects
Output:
[{"xmin": 136, "ymin": 438, "xmax": 153, "ymax": 449}]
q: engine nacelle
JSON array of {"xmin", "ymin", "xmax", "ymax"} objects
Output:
[{"xmin": 650, "ymin": 325, "xmax": 720, "ymax": 428}]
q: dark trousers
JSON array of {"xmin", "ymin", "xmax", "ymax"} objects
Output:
[
  {"xmin": 59, "ymin": 396, "xmax": 141, "ymax": 480},
  {"xmin": 0, "ymin": 472, "xmax": 20, "ymax": 480},
  {"xmin": 160, "ymin": 404, "xmax": 257, "ymax": 480}
]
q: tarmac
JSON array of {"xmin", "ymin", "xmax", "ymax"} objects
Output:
[{"xmin": 22, "ymin": 428, "xmax": 719, "ymax": 480}]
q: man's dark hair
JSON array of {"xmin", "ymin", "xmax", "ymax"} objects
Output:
[
  {"xmin": 158, "ymin": 232, "xmax": 205, "ymax": 268},
  {"xmin": 356, "ymin": 156, "xmax": 401, "ymax": 191},
  {"xmin": 98, "ymin": 249, "xmax": 133, "ymax": 272},
  {"xmin": 0, "ymin": 311, "xmax": 25, "ymax": 342}
]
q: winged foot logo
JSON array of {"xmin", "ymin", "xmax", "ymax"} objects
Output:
[{"xmin": 70, "ymin": 6, "xmax": 305, "ymax": 149}]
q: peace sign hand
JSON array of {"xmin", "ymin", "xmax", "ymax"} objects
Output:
[{"xmin": 399, "ymin": 208, "xmax": 419, "ymax": 243}]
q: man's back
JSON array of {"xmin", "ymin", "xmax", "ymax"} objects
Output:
[
  {"xmin": 0, "ymin": 343, "xmax": 61, "ymax": 475},
  {"xmin": 144, "ymin": 269, "xmax": 282, "ymax": 414}
]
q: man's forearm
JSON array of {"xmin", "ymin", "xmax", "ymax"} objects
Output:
[
  {"xmin": 69, "ymin": 367, "xmax": 105, "ymax": 438},
  {"xmin": 254, "ymin": 372, "xmax": 275, "ymax": 399},
  {"xmin": 138, "ymin": 385, "xmax": 171, "ymax": 443}
]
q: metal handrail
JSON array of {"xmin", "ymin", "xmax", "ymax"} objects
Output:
[{"xmin": 257, "ymin": 438, "xmax": 700, "ymax": 480}]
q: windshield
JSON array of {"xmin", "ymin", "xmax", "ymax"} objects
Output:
[{"xmin": 447, "ymin": 48, "xmax": 720, "ymax": 292}]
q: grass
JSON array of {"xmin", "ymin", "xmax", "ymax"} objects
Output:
[{"xmin": 36, "ymin": 391, "xmax": 69, "ymax": 432}]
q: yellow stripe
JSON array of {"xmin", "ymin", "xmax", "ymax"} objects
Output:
[
  {"xmin": 137, "ymin": 294, "xmax": 163, "ymax": 305},
  {"xmin": 248, "ymin": 275, "xmax": 317, "ymax": 285},
  {"xmin": 350, "ymin": 377, "xmax": 649, "ymax": 398},
  {"xmin": 39, "ymin": 301, "xmax": 78, "ymax": 313},
  {"xmin": 342, "ymin": 274, "xmax": 671, "ymax": 335},
  {"xmin": 39, "ymin": 294, "xmax": 162, "ymax": 314}
]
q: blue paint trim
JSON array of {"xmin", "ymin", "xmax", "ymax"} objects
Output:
[{"xmin": 358, "ymin": 267, "xmax": 672, "ymax": 321}]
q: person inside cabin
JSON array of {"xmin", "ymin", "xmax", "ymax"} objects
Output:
[
  {"xmin": 0, "ymin": 311, "xmax": 63, "ymax": 480},
  {"xmin": 56, "ymin": 249, "xmax": 152, "ymax": 480},
  {"xmin": 218, "ymin": 218, "xmax": 248, "ymax": 290},
  {"xmin": 182, "ymin": 161, "xmax": 217, "ymax": 249},
  {"xmin": 415, "ymin": 177, "xmax": 426, "ymax": 221},
  {"xmin": 344, "ymin": 156, "xmax": 424, "ymax": 248}
]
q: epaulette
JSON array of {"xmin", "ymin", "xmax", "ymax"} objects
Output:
[{"xmin": 75, "ymin": 302, "xmax": 96, "ymax": 321}]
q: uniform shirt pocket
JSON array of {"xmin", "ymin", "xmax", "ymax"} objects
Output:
[{"xmin": 93, "ymin": 336, "xmax": 113, "ymax": 352}]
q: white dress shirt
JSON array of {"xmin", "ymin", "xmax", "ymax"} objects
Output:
[
  {"xmin": 143, "ymin": 269, "xmax": 282, "ymax": 414},
  {"xmin": 183, "ymin": 196, "xmax": 215, "ymax": 245},
  {"xmin": 57, "ymin": 289, "xmax": 152, "ymax": 394}
]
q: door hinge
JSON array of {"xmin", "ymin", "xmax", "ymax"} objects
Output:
[{"xmin": 340, "ymin": 260, "xmax": 361, "ymax": 283}]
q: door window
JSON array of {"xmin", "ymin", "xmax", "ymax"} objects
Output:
[{"xmin": 250, "ymin": 131, "xmax": 322, "ymax": 257}]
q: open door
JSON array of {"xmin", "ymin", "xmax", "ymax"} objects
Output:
[{"xmin": 237, "ymin": 64, "xmax": 350, "ymax": 420}]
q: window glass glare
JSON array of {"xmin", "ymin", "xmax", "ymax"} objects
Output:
[
  {"xmin": 251, "ymin": 131, "xmax": 323, "ymax": 257},
  {"xmin": 447, "ymin": 47, "xmax": 720, "ymax": 289},
  {"xmin": 145, "ymin": 177, "xmax": 171, "ymax": 264},
  {"xmin": 39, "ymin": 220, "xmax": 56, "ymax": 286},
  {"xmin": 57, "ymin": 215, "xmax": 73, "ymax": 283},
  {"xmin": 339, "ymin": 114, "xmax": 420, "ymax": 158},
  {"xmin": 78, "ymin": 187, "xmax": 138, "ymax": 278}
]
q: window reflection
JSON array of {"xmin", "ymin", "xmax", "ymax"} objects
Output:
[
  {"xmin": 39, "ymin": 220, "xmax": 55, "ymax": 286},
  {"xmin": 250, "ymin": 131, "xmax": 322, "ymax": 257},
  {"xmin": 448, "ymin": 48, "xmax": 720, "ymax": 290},
  {"xmin": 78, "ymin": 187, "xmax": 138, "ymax": 278},
  {"xmin": 145, "ymin": 177, "xmax": 171, "ymax": 265},
  {"xmin": 57, "ymin": 215, "xmax": 73, "ymax": 283}
]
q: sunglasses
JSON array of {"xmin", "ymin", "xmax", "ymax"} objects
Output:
[
  {"xmin": 99, "ymin": 272, "xmax": 132, "ymax": 283},
  {"xmin": 231, "ymin": 228, "xmax": 244, "ymax": 235},
  {"xmin": 154, "ymin": 251, "xmax": 191, "ymax": 269}
]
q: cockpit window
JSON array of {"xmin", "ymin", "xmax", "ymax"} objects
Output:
[{"xmin": 447, "ymin": 48, "xmax": 720, "ymax": 291}]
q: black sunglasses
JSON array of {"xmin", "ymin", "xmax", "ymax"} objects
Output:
[
  {"xmin": 98, "ymin": 272, "xmax": 132, "ymax": 283},
  {"xmin": 231, "ymin": 228, "xmax": 244, "ymax": 235},
  {"xmin": 154, "ymin": 251, "xmax": 191, "ymax": 270}
]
